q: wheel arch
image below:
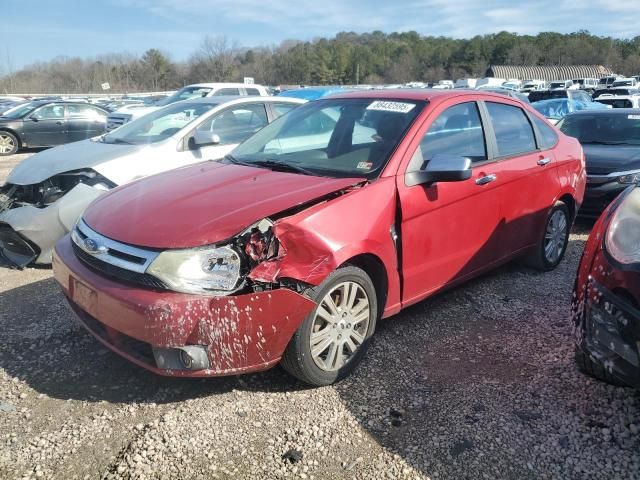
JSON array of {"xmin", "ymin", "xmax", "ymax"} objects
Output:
[
  {"xmin": 0, "ymin": 127, "xmax": 21, "ymax": 148},
  {"xmin": 558, "ymin": 193, "xmax": 576, "ymax": 221},
  {"xmin": 339, "ymin": 253, "xmax": 388, "ymax": 317}
]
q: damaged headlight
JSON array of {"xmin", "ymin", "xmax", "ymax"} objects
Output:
[
  {"xmin": 605, "ymin": 187, "xmax": 640, "ymax": 265},
  {"xmin": 147, "ymin": 245, "xmax": 242, "ymax": 295}
]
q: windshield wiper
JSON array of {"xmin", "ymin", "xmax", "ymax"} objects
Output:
[
  {"xmin": 582, "ymin": 140, "xmax": 629, "ymax": 145},
  {"xmin": 248, "ymin": 159, "xmax": 316, "ymax": 176}
]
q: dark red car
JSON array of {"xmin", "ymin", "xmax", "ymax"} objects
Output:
[
  {"xmin": 53, "ymin": 90, "xmax": 585, "ymax": 386},
  {"xmin": 573, "ymin": 185, "xmax": 640, "ymax": 389}
]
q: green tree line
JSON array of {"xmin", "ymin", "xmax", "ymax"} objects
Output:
[{"xmin": 2, "ymin": 30, "xmax": 640, "ymax": 93}]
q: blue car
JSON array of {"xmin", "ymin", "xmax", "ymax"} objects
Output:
[
  {"xmin": 531, "ymin": 98, "xmax": 610, "ymax": 124},
  {"xmin": 278, "ymin": 86, "xmax": 355, "ymax": 101}
]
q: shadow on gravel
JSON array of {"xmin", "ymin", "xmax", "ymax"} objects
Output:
[{"xmin": 0, "ymin": 277, "xmax": 307, "ymax": 405}]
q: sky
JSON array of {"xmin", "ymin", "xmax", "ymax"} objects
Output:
[{"xmin": 2, "ymin": 0, "xmax": 638, "ymax": 69}]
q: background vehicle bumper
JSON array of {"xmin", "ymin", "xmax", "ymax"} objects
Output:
[
  {"xmin": 573, "ymin": 243, "xmax": 640, "ymax": 389},
  {"xmin": 580, "ymin": 182, "xmax": 626, "ymax": 218},
  {"xmin": 53, "ymin": 236, "xmax": 316, "ymax": 377}
]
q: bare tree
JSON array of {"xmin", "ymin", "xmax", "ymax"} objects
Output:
[{"xmin": 194, "ymin": 35, "xmax": 239, "ymax": 81}]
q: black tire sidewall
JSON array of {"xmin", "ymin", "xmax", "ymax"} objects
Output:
[
  {"xmin": 292, "ymin": 266, "xmax": 378, "ymax": 386},
  {"xmin": 539, "ymin": 202, "xmax": 570, "ymax": 270},
  {"xmin": 0, "ymin": 131, "xmax": 18, "ymax": 156}
]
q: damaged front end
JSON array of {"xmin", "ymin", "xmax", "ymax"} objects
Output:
[{"xmin": 0, "ymin": 169, "xmax": 114, "ymax": 267}]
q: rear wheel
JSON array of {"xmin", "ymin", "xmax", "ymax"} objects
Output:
[
  {"xmin": 0, "ymin": 131, "xmax": 18, "ymax": 156},
  {"xmin": 281, "ymin": 266, "xmax": 377, "ymax": 386},
  {"xmin": 524, "ymin": 202, "xmax": 570, "ymax": 271}
]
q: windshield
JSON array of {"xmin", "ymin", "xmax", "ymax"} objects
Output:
[
  {"xmin": 231, "ymin": 98, "xmax": 425, "ymax": 179},
  {"xmin": 549, "ymin": 82, "xmax": 566, "ymax": 89},
  {"xmin": 102, "ymin": 101, "xmax": 217, "ymax": 145},
  {"xmin": 1, "ymin": 102, "xmax": 38, "ymax": 119},
  {"xmin": 613, "ymin": 80, "xmax": 634, "ymax": 87},
  {"xmin": 532, "ymin": 99, "xmax": 574, "ymax": 120},
  {"xmin": 154, "ymin": 86, "xmax": 213, "ymax": 107},
  {"xmin": 558, "ymin": 114, "xmax": 640, "ymax": 145}
]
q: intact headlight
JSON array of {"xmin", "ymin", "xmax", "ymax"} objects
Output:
[
  {"xmin": 147, "ymin": 245, "xmax": 242, "ymax": 295},
  {"xmin": 605, "ymin": 188, "xmax": 640, "ymax": 264},
  {"xmin": 618, "ymin": 172, "xmax": 640, "ymax": 184}
]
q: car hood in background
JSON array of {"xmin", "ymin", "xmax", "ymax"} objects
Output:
[
  {"xmin": 584, "ymin": 144, "xmax": 640, "ymax": 175},
  {"xmin": 6, "ymin": 139, "xmax": 152, "ymax": 185},
  {"xmin": 83, "ymin": 162, "xmax": 365, "ymax": 249}
]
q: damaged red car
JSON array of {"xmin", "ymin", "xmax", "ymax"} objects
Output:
[
  {"xmin": 53, "ymin": 90, "xmax": 585, "ymax": 386},
  {"xmin": 573, "ymin": 185, "xmax": 640, "ymax": 389}
]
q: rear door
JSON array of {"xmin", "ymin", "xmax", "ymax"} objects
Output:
[
  {"xmin": 397, "ymin": 99, "xmax": 504, "ymax": 305},
  {"xmin": 65, "ymin": 104, "xmax": 108, "ymax": 142},
  {"xmin": 21, "ymin": 104, "xmax": 67, "ymax": 146},
  {"xmin": 481, "ymin": 101, "xmax": 560, "ymax": 254}
]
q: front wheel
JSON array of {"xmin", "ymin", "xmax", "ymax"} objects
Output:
[
  {"xmin": 281, "ymin": 265, "xmax": 378, "ymax": 386},
  {"xmin": 524, "ymin": 201, "xmax": 570, "ymax": 271},
  {"xmin": 0, "ymin": 131, "xmax": 18, "ymax": 156}
]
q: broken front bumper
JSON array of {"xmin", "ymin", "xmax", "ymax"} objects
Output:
[
  {"xmin": 53, "ymin": 236, "xmax": 316, "ymax": 377},
  {"xmin": 0, "ymin": 183, "xmax": 105, "ymax": 265}
]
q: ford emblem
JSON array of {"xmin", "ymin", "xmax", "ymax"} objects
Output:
[{"xmin": 83, "ymin": 237, "xmax": 106, "ymax": 254}]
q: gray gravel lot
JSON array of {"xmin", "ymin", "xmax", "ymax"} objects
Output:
[{"xmin": 0, "ymin": 151, "xmax": 638, "ymax": 480}]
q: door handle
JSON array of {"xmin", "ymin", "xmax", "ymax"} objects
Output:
[
  {"xmin": 476, "ymin": 174, "xmax": 496, "ymax": 185},
  {"xmin": 537, "ymin": 157, "xmax": 551, "ymax": 166}
]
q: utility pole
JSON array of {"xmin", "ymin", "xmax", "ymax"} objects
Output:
[{"xmin": 355, "ymin": 63, "xmax": 359, "ymax": 86}]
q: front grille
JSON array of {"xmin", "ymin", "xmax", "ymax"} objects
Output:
[
  {"xmin": 67, "ymin": 299, "xmax": 156, "ymax": 365},
  {"xmin": 72, "ymin": 241, "xmax": 167, "ymax": 290}
]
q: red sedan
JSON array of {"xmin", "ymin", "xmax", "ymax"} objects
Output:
[{"xmin": 53, "ymin": 90, "xmax": 585, "ymax": 386}]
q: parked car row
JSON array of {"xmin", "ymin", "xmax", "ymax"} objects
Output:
[{"xmin": 1, "ymin": 88, "xmax": 638, "ymax": 390}]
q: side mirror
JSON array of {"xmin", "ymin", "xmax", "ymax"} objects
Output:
[
  {"xmin": 405, "ymin": 154, "xmax": 472, "ymax": 187},
  {"xmin": 191, "ymin": 131, "xmax": 221, "ymax": 148}
]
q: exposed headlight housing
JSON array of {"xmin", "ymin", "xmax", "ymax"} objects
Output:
[
  {"xmin": 147, "ymin": 245, "xmax": 242, "ymax": 295},
  {"xmin": 605, "ymin": 188, "xmax": 640, "ymax": 264},
  {"xmin": 618, "ymin": 172, "xmax": 640, "ymax": 184}
]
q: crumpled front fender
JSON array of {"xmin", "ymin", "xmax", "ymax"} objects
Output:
[{"xmin": 0, "ymin": 183, "xmax": 105, "ymax": 264}]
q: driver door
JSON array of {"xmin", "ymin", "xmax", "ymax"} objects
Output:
[
  {"xmin": 397, "ymin": 100, "xmax": 503, "ymax": 305},
  {"xmin": 21, "ymin": 104, "xmax": 67, "ymax": 146}
]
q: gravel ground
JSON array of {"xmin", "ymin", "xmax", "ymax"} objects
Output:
[{"xmin": 0, "ymin": 151, "xmax": 638, "ymax": 480}]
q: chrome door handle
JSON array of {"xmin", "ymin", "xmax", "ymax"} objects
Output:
[
  {"xmin": 476, "ymin": 174, "xmax": 496, "ymax": 185},
  {"xmin": 537, "ymin": 157, "xmax": 551, "ymax": 166}
]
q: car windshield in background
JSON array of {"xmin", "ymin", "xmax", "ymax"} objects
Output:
[
  {"xmin": 528, "ymin": 91, "xmax": 568, "ymax": 102},
  {"xmin": 102, "ymin": 101, "xmax": 217, "ymax": 145},
  {"xmin": 558, "ymin": 113, "xmax": 640, "ymax": 145},
  {"xmin": 1, "ymin": 103, "xmax": 38, "ymax": 119},
  {"xmin": 549, "ymin": 82, "xmax": 566, "ymax": 89},
  {"xmin": 231, "ymin": 98, "xmax": 425, "ymax": 179},
  {"xmin": 154, "ymin": 86, "xmax": 213, "ymax": 107}
]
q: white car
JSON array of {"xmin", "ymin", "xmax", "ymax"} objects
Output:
[
  {"xmin": 520, "ymin": 80, "xmax": 546, "ymax": 93},
  {"xmin": 611, "ymin": 77, "xmax": 639, "ymax": 89},
  {"xmin": 595, "ymin": 75, "xmax": 622, "ymax": 92},
  {"xmin": 106, "ymin": 83, "xmax": 269, "ymax": 130},
  {"xmin": 548, "ymin": 80, "xmax": 578, "ymax": 91},
  {"xmin": 595, "ymin": 92, "xmax": 640, "ymax": 109},
  {"xmin": 0, "ymin": 96, "xmax": 305, "ymax": 266}
]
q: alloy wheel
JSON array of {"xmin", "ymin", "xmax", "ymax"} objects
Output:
[
  {"xmin": 0, "ymin": 134, "xmax": 15, "ymax": 154},
  {"xmin": 544, "ymin": 209, "xmax": 568, "ymax": 264},
  {"xmin": 310, "ymin": 281, "xmax": 370, "ymax": 371}
]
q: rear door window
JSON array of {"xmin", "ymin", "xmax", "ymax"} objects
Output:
[
  {"xmin": 531, "ymin": 116, "xmax": 558, "ymax": 150},
  {"xmin": 271, "ymin": 102, "xmax": 299, "ymax": 119},
  {"xmin": 197, "ymin": 103, "xmax": 268, "ymax": 145},
  {"xmin": 245, "ymin": 88, "xmax": 260, "ymax": 96},
  {"xmin": 485, "ymin": 102, "xmax": 537, "ymax": 156}
]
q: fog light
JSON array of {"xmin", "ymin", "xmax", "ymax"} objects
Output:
[{"xmin": 152, "ymin": 346, "xmax": 210, "ymax": 371}]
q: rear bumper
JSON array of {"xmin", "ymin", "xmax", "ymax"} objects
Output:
[{"xmin": 53, "ymin": 236, "xmax": 316, "ymax": 377}]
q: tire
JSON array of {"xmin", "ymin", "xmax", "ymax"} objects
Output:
[
  {"xmin": 524, "ymin": 201, "xmax": 570, "ymax": 271},
  {"xmin": 0, "ymin": 131, "xmax": 18, "ymax": 156},
  {"xmin": 281, "ymin": 265, "xmax": 378, "ymax": 386},
  {"xmin": 574, "ymin": 346, "xmax": 626, "ymax": 387}
]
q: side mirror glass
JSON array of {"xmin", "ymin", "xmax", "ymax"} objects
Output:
[
  {"xmin": 405, "ymin": 154, "xmax": 472, "ymax": 187},
  {"xmin": 192, "ymin": 131, "xmax": 221, "ymax": 148}
]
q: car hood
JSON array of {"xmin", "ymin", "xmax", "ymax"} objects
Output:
[
  {"xmin": 584, "ymin": 144, "xmax": 640, "ymax": 175},
  {"xmin": 83, "ymin": 162, "xmax": 365, "ymax": 249},
  {"xmin": 6, "ymin": 139, "xmax": 145, "ymax": 185}
]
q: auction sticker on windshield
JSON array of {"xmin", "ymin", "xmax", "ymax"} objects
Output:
[{"xmin": 366, "ymin": 101, "xmax": 416, "ymax": 113}]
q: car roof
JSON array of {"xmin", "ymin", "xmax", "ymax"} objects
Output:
[
  {"xmin": 187, "ymin": 82, "xmax": 265, "ymax": 89},
  {"xmin": 328, "ymin": 88, "xmax": 514, "ymax": 102},
  {"xmin": 176, "ymin": 95, "xmax": 305, "ymax": 105}
]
